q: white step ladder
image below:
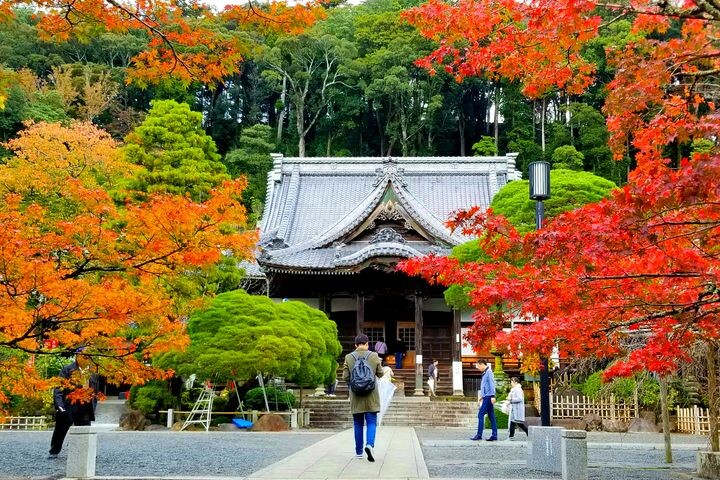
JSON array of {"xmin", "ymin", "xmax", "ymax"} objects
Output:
[{"xmin": 181, "ymin": 383, "xmax": 215, "ymax": 431}]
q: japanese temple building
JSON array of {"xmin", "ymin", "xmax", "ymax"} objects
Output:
[{"xmin": 251, "ymin": 153, "xmax": 521, "ymax": 395}]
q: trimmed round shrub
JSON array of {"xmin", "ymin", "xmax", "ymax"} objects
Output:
[{"xmin": 243, "ymin": 386, "xmax": 296, "ymax": 411}]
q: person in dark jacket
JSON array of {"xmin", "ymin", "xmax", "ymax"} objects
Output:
[
  {"xmin": 48, "ymin": 351, "xmax": 99, "ymax": 459},
  {"xmin": 343, "ymin": 334, "xmax": 384, "ymax": 462},
  {"xmin": 393, "ymin": 337, "xmax": 407, "ymax": 370}
]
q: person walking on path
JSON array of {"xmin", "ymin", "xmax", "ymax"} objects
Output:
[
  {"xmin": 427, "ymin": 360, "xmax": 438, "ymax": 397},
  {"xmin": 343, "ymin": 334, "xmax": 384, "ymax": 462},
  {"xmin": 48, "ymin": 350, "xmax": 99, "ymax": 458},
  {"xmin": 507, "ymin": 376, "xmax": 529, "ymax": 440},
  {"xmin": 393, "ymin": 337, "xmax": 407, "ymax": 370},
  {"xmin": 470, "ymin": 359, "xmax": 498, "ymax": 441},
  {"xmin": 374, "ymin": 337, "xmax": 388, "ymax": 365}
]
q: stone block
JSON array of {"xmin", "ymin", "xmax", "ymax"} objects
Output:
[
  {"xmin": 119, "ymin": 409, "xmax": 149, "ymax": 431},
  {"xmin": 250, "ymin": 413, "xmax": 290, "ymax": 432},
  {"xmin": 581, "ymin": 413, "xmax": 602, "ymax": 431},
  {"xmin": 561, "ymin": 429, "xmax": 587, "ymax": 480},
  {"xmin": 697, "ymin": 451, "xmax": 720, "ymax": 479},
  {"xmin": 66, "ymin": 426, "xmax": 97, "ymax": 479},
  {"xmin": 627, "ymin": 417, "xmax": 660, "ymax": 433},
  {"xmin": 553, "ymin": 418, "xmax": 587, "ymax": 431},
  {"xmin": 602, "ymin": 419, "xmax": 627, "ymax": 432},
  {"xmin": 527, "ymin": 426, "xmax": 563, "ymax": 474}
]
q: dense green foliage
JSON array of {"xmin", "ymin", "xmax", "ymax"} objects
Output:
[
  {"xmin": 244, "ymin": 386, "xmax": 297, "ymax": 411},
  {"xmin": 472, "ymin": 136, "xmax": 497, "ymax": 156},
  {"xmin": 156, "ymin": 290, "xmax": 342, "ymax": 386},
  {"xmin": 551, "ymin": 145, "xmax": 584, "ymax": 171},
  {"xmin": 490, "ymin": 169, "xmax": 617, "ymax": 233},
  {"xmin": 123, "ymin": 100, "xmax": 229, "ymax": 201},
  {"xmin": 224, "ymin": 124, "xmax": 276, "ymax": 221},
  {"xmin": 0, "ymin": 0, "xmax": 634, "ymax": 210},
  {"xmin": 443, "ymin": 169, "xmax": 617, "ymax": 310},
  {"xmin": 129, "ymin": 380, "xmax": 176, "ymax": 416}
]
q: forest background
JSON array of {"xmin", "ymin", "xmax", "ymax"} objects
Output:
[{"xmin": 0, "ymin": 0, "xmax": 629, "ymax": 225}]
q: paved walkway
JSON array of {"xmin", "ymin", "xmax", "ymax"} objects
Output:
[{"xmin": 248, "ymin": 426, "xmax": 429, "ymax": 479}]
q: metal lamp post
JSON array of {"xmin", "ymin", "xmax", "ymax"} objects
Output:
[{"xmin": 528, "ymin": 161, "xmax": 551, "ymax": 427}]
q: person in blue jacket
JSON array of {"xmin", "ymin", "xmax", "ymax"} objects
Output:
[{"xmin": 470, "ymin": 359, "xmax": 498, "ymax": 441}]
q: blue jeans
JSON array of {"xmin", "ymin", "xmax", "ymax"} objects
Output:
[
  {"xmin": 395, "ymin": 352, "xmax": 403, "ymax": 369},
  {"xmin": 352, "ymin": 412, "xmax": 377, "ymax": 455},
  {"xmin": 476, "ymin": 397, "xmax": 498, "ymax": 439}
]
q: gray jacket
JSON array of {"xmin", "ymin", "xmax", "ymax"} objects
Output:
[{"xmin": 509, "ymin": 384, "xmax": 526, "ymax": 422}]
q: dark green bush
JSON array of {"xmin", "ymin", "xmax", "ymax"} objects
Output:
[
  {"xmin": 243, "ymin": 386, "xmax": 296, "ymax": 411},
  {"xmin": 129, "ymin": 380, "xmax": 175, "ymax": 416}
]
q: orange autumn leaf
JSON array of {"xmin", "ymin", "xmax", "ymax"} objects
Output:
[{"xmin": 0, "ymin": 122, "xmax": 256, "ymax": 416}]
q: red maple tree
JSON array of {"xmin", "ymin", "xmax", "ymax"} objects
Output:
[
  {"xmin": 0, "ymin": 0, "xmax": 327, "ymax": 87},
  {"xmin": 401, "ymin": 0, "xmax": 720, "ymax": 450}
]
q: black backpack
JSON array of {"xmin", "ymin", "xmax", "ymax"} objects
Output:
[{"xmin": 349, "ymin": 352, "xmax": 376, "ymax": 396}]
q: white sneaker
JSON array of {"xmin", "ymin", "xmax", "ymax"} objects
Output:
[{"xmin": 355, "ymin": 453, "xmax": 364, "ymax": 458}]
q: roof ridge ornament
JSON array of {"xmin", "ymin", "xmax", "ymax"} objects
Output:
[
  {"xmin": 370, "ymin": 227, "xmax": 405, "ymax": 244},
  {"xmin": 373, "ymin": 157, "xmax": 407, "ymax": 187}
]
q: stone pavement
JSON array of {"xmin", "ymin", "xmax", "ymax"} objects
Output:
[
  {"xmin": 248, "ymin": 426, "xmax": 429, "ymax": 479},
  {"xmin": 0, "ymin": 423, "xmax": 709, "ymax": 480}
]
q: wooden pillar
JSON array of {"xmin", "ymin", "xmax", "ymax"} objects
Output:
[
  {"xmin": 319, "ymin": 294, "xmax": 331, "ymax": 315},
  {"xmin": 356, "ymin": 294, "xmax": 364, "ymax": 335},
  {"xmin": 414, "ymin": 294, "xmax": 424, "ymax": 396},
  {"xmin": 451, "ymin": 309, "xmax": 464, "ymax": 396}
]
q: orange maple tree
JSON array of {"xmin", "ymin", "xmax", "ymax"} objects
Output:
[
  {"xmin": 0, "ymin": 0, "xmax": 327, "ymax": 87},
  {"xmin": 0, "ymin": 121, "xmax": 256, "ymax": 414},
  {"xmin": 401, "ymin": 0, "xmax": 720, "ymax": 449}
]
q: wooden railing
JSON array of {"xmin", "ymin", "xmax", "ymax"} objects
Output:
[
  {"xmin": 0, "ymin": 416, "xmax": 49, "ymax": 430},
  {"xmin": 160, "ymin": 409, "xmax": 311, "ymax": 429},
  {"xmin": 533, "ymin": 384, "xmax": 636, "ymax": 421},
  {"xmin": 676, "ymin": 405, "xmax": 710, "ymax": 434}
]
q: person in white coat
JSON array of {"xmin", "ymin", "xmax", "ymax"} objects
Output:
[{"xmin": 508, "ymin": 377, "xmax": 529, "ymax": 439}]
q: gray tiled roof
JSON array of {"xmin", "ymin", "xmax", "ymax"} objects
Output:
[{"xmin": 257, "ymin": 155, "xmax": 520, "ymax": 273}]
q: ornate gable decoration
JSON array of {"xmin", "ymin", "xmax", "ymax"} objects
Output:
[
  {"xmin": 370, "ymin": 227, "xmax": 405, "ymax": 244},
  {"xmin": 373, "ymin": 157, "xmax": 407, "ymax": 187}
]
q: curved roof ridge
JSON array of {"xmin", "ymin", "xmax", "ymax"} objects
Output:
[
  {"xmin": 267, "ymin": 180, "xmax": 388, "ymax": 257},
  {"xmin": 276, "ymin": 166, "xmax": 300, "ymax": 241},
  {"xmin": 333, "ymin": 242, "xmax": 423, "ymax": 267},
  {"xmin": 392, "ymin": 184, "xmax": 465, "ymax": 246}
]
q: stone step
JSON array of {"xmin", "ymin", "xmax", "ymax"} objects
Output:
[{"xmin": 303, "ymin": 398, "xmax": 480, "ymax": 429}]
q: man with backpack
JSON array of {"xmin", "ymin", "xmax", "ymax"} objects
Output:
[{"xmin": 342, "ymin": 334, "xmax": 384, "ymax": 462}]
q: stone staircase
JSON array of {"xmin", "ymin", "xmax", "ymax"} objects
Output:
[
  {"xmin": 333, "ymin": 365, "xmax": 455, "ymax": 397},
  {"xmin": 302, "ymin": 397, "xmax": 477, "ymax": 429}
]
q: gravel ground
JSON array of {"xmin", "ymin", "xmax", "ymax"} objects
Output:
[
  {"xmin": 0, "ymin": 427, "xmax": 708, "ymax": 480},
  {"xmin": 415, "ymin": 427, "xmax": 706, "ymax": 480},
  {"xmin": 0, "ymin": 430, "xmax": 333, "ymax": 479}
]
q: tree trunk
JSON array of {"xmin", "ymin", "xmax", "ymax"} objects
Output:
[
  {"xmin": 540, "ymin": 97, "xmax": 546, "ymax": 154},
  {"xmin": 567, "ymin": 95, "xmax": 574, "ymax": 145},
  {"xmin": 276, "ymin": 76, "xmax": 287, "ymax": 146},
  {"xmin": 708, "ymin": 340, "xmax": 720, "ymax": 452},
  {"xmin": 658, "ymin": 376, "xmax": 673, "ymax": 463},
  {"xmin": 400, "ymin": 109, "xmax": 409, "ymax": 156},
  {"xmin": 374, "ymin": 106, "xmax": 385, "ymax": 157},
  {"xmin": 296, "ymin": 98, "xmax": 306, "ymax": 157},
  {"xmin": 459, "ymin": 111, "xmax": 466, "ymax": 156},
  {"xmin": 494, "ymin": 85, "xmax": 500, "ymax": 154}
]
